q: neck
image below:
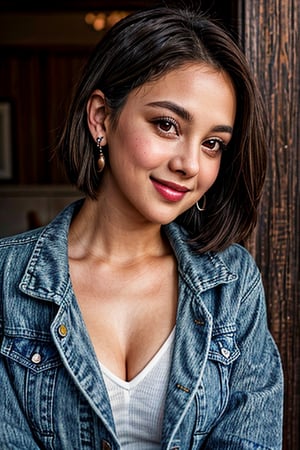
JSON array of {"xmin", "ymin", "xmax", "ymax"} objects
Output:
[{"xmin": 68, "ymin": 197, "xmax": 170, "ymax": 264}]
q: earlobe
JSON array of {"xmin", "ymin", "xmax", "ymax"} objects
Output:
[{"xmin": 87, "ymin": 89, "xmax": 108, "ymax": 144}]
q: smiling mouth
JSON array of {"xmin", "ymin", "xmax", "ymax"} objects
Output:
[{"xmin": 150, "ymin": 177, "xmax": 190, "ymax": 202}]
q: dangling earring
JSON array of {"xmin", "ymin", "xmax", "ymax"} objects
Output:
[
  {"xmin": 196, "ymin": 195, "xmax": 206, "ymax": 211},
  {"xmin": 96, "ymin": 136, "xmax": 105, "ymax": 172}
]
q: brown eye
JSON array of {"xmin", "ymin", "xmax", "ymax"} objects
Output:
[
  {"xmin": 151, "ymin": 116, "xmax": 179, "ymax": 136},
  {"xmin": 202, "ymin": 138, "xmax": 227, "ymax": 153},
  {"xmin": 159, "ymin": 120, "xmax": 174, "ymax": 132}
]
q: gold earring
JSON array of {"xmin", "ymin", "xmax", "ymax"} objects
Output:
[
  {"xmin": 96, "ymin": 136, "xmax": 105, "ymax": 172},
  {"xmin": 196, "ymin": 195, "xmax": 206, "ymax": 211}
]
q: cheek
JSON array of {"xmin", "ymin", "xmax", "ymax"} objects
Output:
[
  {"xmin": 212, "ymin": 162, "xmax": 221, "ymax": 180},
  {"xmin": 109, "ymin": 128, "xmax": 145, "ymax": 168},
  {"xmin": 123, "ymin": 133, "xmax": 162, "ymax": 168},
  {"xmin": 199, "ymin": 159, "xmax": 221, "ymax": 187}
]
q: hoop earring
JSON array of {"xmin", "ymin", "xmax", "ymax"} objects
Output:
[
  {"xmin": 96, "ymin": 136, "xmax": 105, "ymax": 172},
  {"xmin": 196, "ymin": 195, "xmax": 206, "ymax": 212}
]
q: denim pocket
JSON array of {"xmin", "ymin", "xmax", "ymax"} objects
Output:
[
  {"xmin": 1, "ymin": 335, "xmax": 61, "ymax": 438},
  {"xmin": 193, "ymin": 325, "xmax": 240, "ymax": 435},
  {"xmin": 208, "ymin": 324, "xmax": 240, "ymax": 365},
  {"xmin": 2, "ymin": 335, "xmax": 61, "ymax": 372}
]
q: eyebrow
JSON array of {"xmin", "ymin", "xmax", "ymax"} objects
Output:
[
  {"xmin": 146, "ymin": 101, "xmax": 233, "ymax": 134},
  {"xmin": 211, "ymin": 125, "xmax": 233, "ymax": 134},
  {"xmin": 146, "ymin": 101, "xmax": 193, "ymax": 122}
]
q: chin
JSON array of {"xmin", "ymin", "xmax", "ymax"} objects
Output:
[{"xmin": 148, "ymin": 211, "xmax": 181, "ymax": 226}]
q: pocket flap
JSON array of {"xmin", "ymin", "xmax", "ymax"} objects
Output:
[
  {"xmin": 1, "ymin": 336, "xmax": 61, "ymax": 373},
  {"xmin": 208, "ymin": 325, "xmax": 240, "ymax": 365}
]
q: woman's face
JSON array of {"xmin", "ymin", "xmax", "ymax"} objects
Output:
[{"xmin": 102, "ymin": 63, "xmax": 236, "ymax": 225}]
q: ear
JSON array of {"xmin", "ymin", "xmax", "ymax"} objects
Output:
[{"xmin": 87, "ymin": 89, "xmax": 109, "ymax": 145}]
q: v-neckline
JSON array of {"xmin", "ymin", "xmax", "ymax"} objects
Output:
[{"xmin": 99, "ymin": 327, "xmax": 176, "ymax": 388}]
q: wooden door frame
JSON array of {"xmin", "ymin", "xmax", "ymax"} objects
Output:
[{"xmin": 238, "ymin": 0, "xmax": 300, "ymax": 448}]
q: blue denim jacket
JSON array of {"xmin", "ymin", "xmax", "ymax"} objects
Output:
[{"xmin": 0, "ymin": 200, "xmax": 283, "ymax": 449}]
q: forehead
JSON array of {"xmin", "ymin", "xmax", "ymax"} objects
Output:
[
  {"xmin": 125, "ymin": 63, "xmax": 236, "ymax": 123},
  {"xmin": 131, "ymin": 62, "xmax": 235, "ymax": 98}
]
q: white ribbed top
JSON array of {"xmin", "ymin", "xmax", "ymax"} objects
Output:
[{"xmin": 100, "ymin": 328, "xmax": 175, "ymax": 449}]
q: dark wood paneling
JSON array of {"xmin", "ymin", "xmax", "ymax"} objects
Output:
[
  {"xmin": 0, "ymin": 0, "xmax": 157, "ymax": 12},
  {"xmin": 0, "ymin": 0, "xmax": 236, "ymax": 185},
  {"xmin": 0, "ymin": 0, "xmax": 237, "ymax": 31},
  {"xmin": 240, "ymin": 1, "xmax": 300, "ymax": 449},
  {"xmin": 0, "ymin": 48, "xmax": 89, "ymax": 184}
]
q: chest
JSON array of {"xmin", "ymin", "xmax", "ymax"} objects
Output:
[{"xmin": 69, "ymin": 255, "xmax": 178, "ymax": 381}]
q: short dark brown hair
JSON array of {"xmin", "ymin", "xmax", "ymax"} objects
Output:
[{"xmin": 57, "ymin": 6, "xmax": 267, "ymax": 253}]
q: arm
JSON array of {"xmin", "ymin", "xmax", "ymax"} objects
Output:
[{"xmin": 204, "ymin": 272, "xmax": 284, "ymax": 449}]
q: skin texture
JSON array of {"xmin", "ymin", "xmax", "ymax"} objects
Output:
[{"xmin": 68, "ymin": 63, "xmax": 236, "ymax": 381}]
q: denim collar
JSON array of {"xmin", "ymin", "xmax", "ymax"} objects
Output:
[
  {"xmin": 19, "ymin": 199, "xmax": 237, "ymax": 304},
  {"xmin": 163, "ymin": 223, "xmax": 237, "ymax": 293}
]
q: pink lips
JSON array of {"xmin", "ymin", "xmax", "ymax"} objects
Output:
[{"xmin": 151, "ymin": 177, "xmax": 189, "ymax": 202}]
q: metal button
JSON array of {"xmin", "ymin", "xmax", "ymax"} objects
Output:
[
  {"xmin": 58, "ymin": 324, "xmax": 68, "ymax": 337},
  {"xmin": 194, "ymin": 319, "xmax": 205, "ymax": 326},
  {"xmin": 31, "ymin": 353, "xmax": 42, "ymax": 364},
  {"xmin": 221, "ymin": 348, "xmax": 231, "ymax": 358},
  {"xmin": 101, "ymin": 440, "xmax": 111, "ymax": 450}
]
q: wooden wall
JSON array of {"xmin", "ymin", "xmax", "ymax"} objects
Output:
[
  {"xmin": 240, "ymin": 0, "xmax": 300, "ymax": 448},
  {"xmin": 0, "ymin": 46, "xmax": 90, "ymax": 184},
  {"xmin": 0, "ymin": 0, "xmax": 236, "ymax": 186}
]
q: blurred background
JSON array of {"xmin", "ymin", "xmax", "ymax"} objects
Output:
[
  {"xmin": 0, "ymin": 1, "xmax": 299, "ymax": 448},
  {"xmin": 0, "ymin": 0, "xmax": 237, "ymax": 236}
]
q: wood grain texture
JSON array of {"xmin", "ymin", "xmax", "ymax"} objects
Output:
[
  {"xmin": 240, "ymin": 0, "xmax": 300, "ymax": 448},
  {"xmin": 0, "ymin": 48, "xmax": 88, "ymax": 184}
]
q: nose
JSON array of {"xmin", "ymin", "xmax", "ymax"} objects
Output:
[{"xmin": 168, "ymin": 142, "xmax": 200, "ymax": 177}]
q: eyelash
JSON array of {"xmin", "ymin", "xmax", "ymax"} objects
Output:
[
  {"xmin": 202, "ymin": 138, "xmax": 228, "ymax": 154},
  {"xmin": 151, "ymin": 116, "xmax": 228, "ymax": 154},
  {"xmin": 151, "ymin": 116, "xmax": 180, "ymax": 136}
]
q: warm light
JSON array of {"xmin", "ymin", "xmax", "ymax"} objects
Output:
[
  {"xmin": 93, "ymin": 13, "xmax": 106, "ymax": 31},
  {"xmin": 106, "ymin": 11, "xmax": 129, "ymax": 28},
  {"xmin": 85, "ymin": 12, "xmax": 96, "ymax": 25},
  {"xmin": 85, "ymin": 11, "xmax": 130, "ymax": 32}
]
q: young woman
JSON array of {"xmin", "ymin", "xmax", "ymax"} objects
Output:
[{"xmin": 0, "ymin": 5, "xmax": 283, "ymax": 449}]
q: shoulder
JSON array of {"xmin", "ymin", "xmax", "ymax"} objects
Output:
[
  {"xmin": 165, "ymin": 221, "xmax": 259, "ymax": 274},
  {"xmin": 219, "ymin": 242, "xmax": 262, "ymax": 283},
  {"xmin": 0, "ymin": 227, "xmax": 44, "ymax": 265},
  {"xmin": 0, "ymin": 226, "xmax": 43, "ymax": 247},
  {"xmin": 217, "ymin": 242, "xmax": 260, "ymax": 275},
  {"xmin": 0, "ymin": 227, "xmax": 46, "ymax": 301},
  {"xmin": 164, "ymin": 222, "xmax": 262, "ymax": 295},
  {"xmin": 0, "ymin": 199, "xmax": 82, "ymax": 272}
]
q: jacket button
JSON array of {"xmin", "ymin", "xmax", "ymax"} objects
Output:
[
  {"xmin": 221, "ymin": 347, "xmax": 231, "ymax": 358},
  {"xmin": 31, "ymin": 353, "xmax": 42, "ymax": 364},
  {"xmin": 101, "ymin": 440, "xmax": 111, "ymax": 449},
  {"xmin": 58, "ymin": 324, "xmax": 68, "ymax": 337}
]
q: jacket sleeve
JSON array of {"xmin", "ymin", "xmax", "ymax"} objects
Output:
[{"xmin": 204, "ymin": 268, "xmax": 284, "ymax": 449}]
